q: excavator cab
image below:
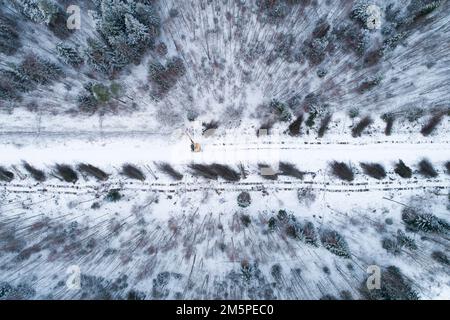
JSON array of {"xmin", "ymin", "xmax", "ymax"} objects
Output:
[
  {"xmin": 190, "ymin": 141, "xmax": 201, "ymax": 152},
  {"xmin": 186, "ymin": 131, "xmax": 201, "ymax": 152}
]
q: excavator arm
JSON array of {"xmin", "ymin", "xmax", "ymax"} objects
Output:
[{"xmin": 185, "ymin": 130, "xmax": 202, "ymax": 152}]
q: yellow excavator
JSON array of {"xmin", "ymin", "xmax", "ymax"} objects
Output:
[{"xmin": 185, "ymin": 130, "xmax": 201, "ymax": 152}]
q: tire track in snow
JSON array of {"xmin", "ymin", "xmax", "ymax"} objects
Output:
[
  {"xmin": 1, "ymin": 132, "xmax": 449, "ymax": 164},
  {"xmin": 1, "ymin": 177, "xmax": 448, "ymax": 196},
  {"xmin": 210, "ymin": 139, "xmax": 450, "ymax": 148}
]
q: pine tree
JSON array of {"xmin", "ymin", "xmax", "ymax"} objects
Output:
[
  {"xmin": 320, "ymin": 229, "xmax": 351, "ymax": 258},
  {"xmin": 56, "ymin": 43, "xmax": 83, "ymax": 67},
  {"xmin": 106, "ymin": 189, "xmax": 122, "ymax": 202},
  {"xmin": 350, "ymin": 0, "xmax": 370, "ymax": 25},
  {"xmin": 77, "ymin": 93, "xmax": 99, "ymax": 114},
  {"xmin": 0, "ymin": 13, "xmax": 21, "ymax": 55},
  {"xmin": 97, "ymin": 0, "xmax": 129, "ymax": 38},
  {"xmin": 270, "ymin": 99, "xmax": 291, "ymax": 122},
  {"xmin": 418, "ymin": 159, "xmax": 438, "ymax": 178},
  {"xmin": 331, "ymin": 161, "xmax": 354, "ymax": 182},
  {"xmin": 14, "ymin": 0, "xmax": 70, "ymax": 38},
  {"xmin": 37, "ymin": 0, "xmax": 58, "ymax": 24},
  {"xmin": 0, "ymin": 166, "xmax": 14, "ymax": 182},
  {"xmin": 14, "ymin": 0, "xmax": 46, "ymax": 23},
  {"xmin": 14, "ymin": 0, "xmax": 58, "ymax": 24},
  {"xmin": 0, "ymin": 282, "xmax": 13, "ymax": 299},
  {"xmin": 0, "ymin": 69, "xmax": 31, "ymax": 95},
  {"xmin": 148, "ymin": 58, "xmax": 186, "ymax": 97},
  {"xmin": 125, "ymin": 14, "xmax": 150, "ymax": 46},
  {"xmin": 89, "ymin": 0, "xmax": 161, "ymax": 75},
  {"xmin": 394, "ymin": 160, "xmax": 412, "ymax": 178},
  {"xmin": 396, "ymin": 230, "xmax": 417, "ymax": 250},
  {"xmin": 402, "ymin": 207, "xmax": 449, "ymax": 234},
  {"xmin": 0, "ymin": 79, "xmax": 20, "ymax": 101},
  {"xmin": 284, "ymin": 214, "xmax": 301, "ymax": 239},
  {"xmin": 257, "ymin": 0, "xmax": 288, "ymax": 22},
  {"xmin": 406, "ymin": 0, "xmax": 443, "ymax": 24},
  {"xmin": 135, "ymin": 2, "xmax": 161, "ymax": 36},
  {"xmin": 237, "ymin": 191, "xmax": 251, "ymax": 208},
  {"xmin": 431, "ymin": 251, "xmax": 449, "ymax": 266},
  {"xmin": 299, "ymin": 221, "xmax": 318, "ymax": 246},
  {"xmin": 268, "ymin": 217, "xmax": 277, "ymax": 232},
  {"xmin": 107, "ymin": 33, "xmax": 135, "ymax": 67},
  {"xmin": 382, "ymin": 237, "xmax": 401, "ymax": 255},
  {"xmin": 302, "ymin": 37, "xmax": 329, "ymax": 65},
  {"xmin": 360, "ymin": 162, "xmax": 386, "ymax": 180},
  {"xmin": 361, "ymin": 266, "xmax": 419, "ymax": 300},
  {"xmin": 0, "ymin": 54, "xmax": 62, "ymax": 100},
  {"xmin": 17, "ymin": 54, "xmax": 62, "ymax": 86},
  {"xmin": 85, "ymin": 38, "xmax": 114, "ymax": 75}
]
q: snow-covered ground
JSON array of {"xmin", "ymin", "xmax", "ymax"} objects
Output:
[
  {"xmin": 1, "ymin": 112, "xmax": 449, "ymax": 300},
  {"xmin": 1, "ymin": 0, "xmax": 449, "ymax": 301},
  {"xmin": 1, "ymin": 173, "xmax": 449, "ymax": 299}
]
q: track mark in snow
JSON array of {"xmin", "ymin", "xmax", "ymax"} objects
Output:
[{"xmin": 2, "ymin": 178, "xmax": 448, "ymax": 196}]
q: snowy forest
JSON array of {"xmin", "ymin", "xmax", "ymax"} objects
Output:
[{"xmin": 0, "ymin": 0, "xmax": 449, "ymax": 300}]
